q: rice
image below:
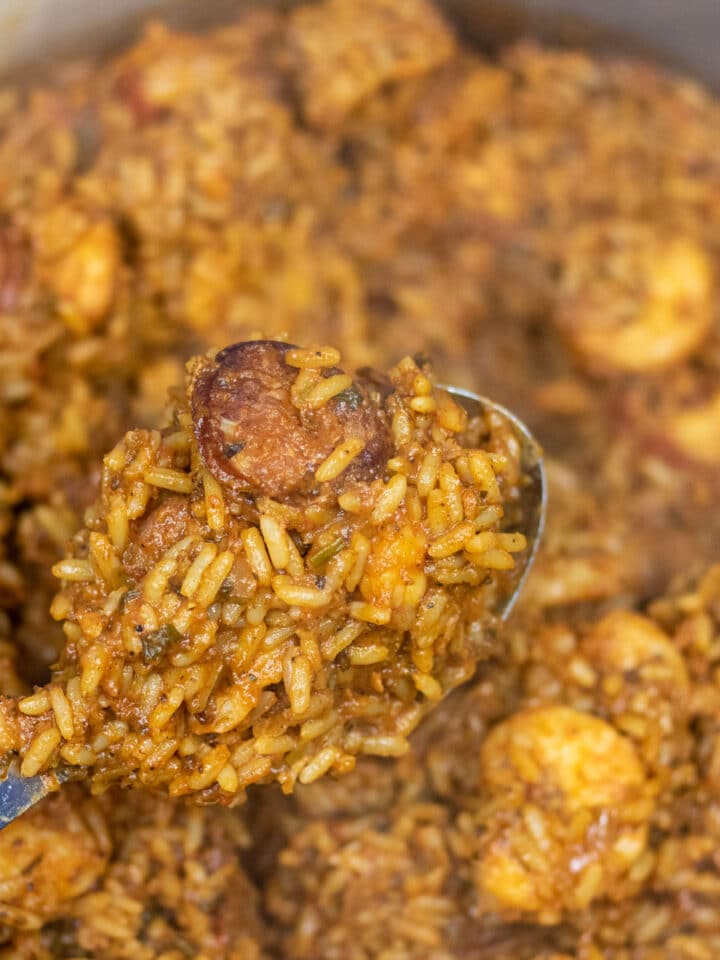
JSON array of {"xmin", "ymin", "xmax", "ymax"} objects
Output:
[
  {"xmin": 1, "ymin": 0, "xmax": 720, "ymax": 955},
  {"xmin": 49, "ymin": 686, "xmax": 75, "ymax": 740},
  {"xmin": 468, "ymin": 451, "xmax": 502, "ymax": 503},
  {"xmin": 17, "ymin": 691, "xmax": 51, "ymax": 716},
  {"xmin": 255, "ymin": 734, "xmax": 298, "ymax": 755},
  {"xmin": 241, "ymin": 527, "xmax": 274, "ymax": 586},
  {"xmin": 415, "ymin": 450, "xmax": 441, "ymax": 497},
  {"xmin": 259, "ymin": 514, "xmax": 290, "ymax": 570},
  {"xmin": 408, "ymin": 395, "xmax": 437, "ymax": 414},
  {"xmin": 347, "ymin": 641, "xmax": 389, "ymax": 666},
  {"xmin": 284, "ymin": 654, "xmax": 313, "ymax": 715},
  {"xmin": 180, "ymin": 542, "xmax": 218, "ymax": 597},
  {"xmin": 20, "ymin": 727, "xmax": 61, "ymax": 777},
  {"xmin": 315, "ymin": 436, "xmax": 365, "ymax": 483},
  {"xmin": 344, "ymin": 533, "xmax": 370, "ymax": 592},
  {"xmin": 51, "ymin": 558, "xmax": 95, "ymax": 582},
  {"xmin": 472, "ymin": 547, "xmax": 515, "ymax": 570},
  {"xmin": 348, "ymin": 601, "xmax": 392, "ymax": 625},
  {"xmin": 143, "ymin": 465, "xmax": 193, "ymax": 493},
  {"xmin": 194, "ymin": 550, "xmax": 235, "ymax": 607},
  {"xmin": 370, "ymin": 473, "xmax": 408, "ymax": 524},
  {"xmin": 0, "ymin": 786, "xmax": 267, "ymax": 956},
  {"xmin": 298, "ymin": 745, "xmax": 340, "ymax": 784},
  {"xmin": 497, "ymin": 531, "xmax": 528, "ymax": 552},
  {"xmin": 202, "ymin": 468, "xmax": 226, "ymax": 533},
  {"xmin": 272, "ymin": 577, "xmax": 330, "ymax": 609},
  {"xmin": 428, "ymin": 521, "xmax": 475, "ymax": 559},
  {"xmin": 60, "ymin": 743, "xmax": 97, "ymax": 765},
  {"xmin": 141, "ymin": 535, "xmax": 195, "ymax": 602},
  {"xmin": 413, "ymin": 672, "xmax": 443, "ymax": 700},
  {"xmin": 79, "ymin": 643, "xmax": 109, "ymax": 698},
  {"xmin": 357, "ymin": 735, "xmax": 410, "ymax": 757},
  {"xmin": 426, "ymin": 488, "xmax": 449, "ymax": 536},
  {"xmin": 265, "ymin": 568, "xmax": 719, "ymax": 959},
  {"xmin": 0, "ymin": 342, "xmax": 523, "ymax": 808},
  {"xmin": 106, "ymin": 493, "xmax": 129, "ymax": 551},
  {"xmin": 285, "ymin": 345, "xmax": 342, "ymax": 368},
  {"xmin": 296, "ymin": 372, "xmax": 353, "ymax": 409}
]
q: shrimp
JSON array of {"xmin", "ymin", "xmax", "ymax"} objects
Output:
[
  {"xmin": 582, "ymin": 610, "xmax": 687, "ymax": 693},
  {"xmin": 555, "ymin": 221, "xmax": 712, "ymax": 375},
  {"xmin": 665, "ymin": 389, "xmax": 720, "ymax": 465},
  {"xmin": 580, "ymin": 610, "xmax": 689, "ymax": 775},
  {"xmin": 476, "ymin": 705, "xmax": 655, "ymax": 920},
  {"xmin": 45, "ymin": 220, "xmax": 121, "ymax": 335}
]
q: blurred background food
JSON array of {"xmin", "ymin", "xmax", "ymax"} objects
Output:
[{"xmin": 1, "ymin": 0, "xmax": 720, "ymax": 957}]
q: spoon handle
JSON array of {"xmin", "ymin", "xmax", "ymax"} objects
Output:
[{"xmin": 0, "ymin": 769, "xmax": 59, "ymax": 829}]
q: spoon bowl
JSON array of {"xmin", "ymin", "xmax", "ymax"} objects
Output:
[
  {"xmin": 0, "ymin": 387, "xmax": 546, "ymax": 828},
  {"xmin": 443, "ymin": 385, "xmax": 546, "ymax": 623}
]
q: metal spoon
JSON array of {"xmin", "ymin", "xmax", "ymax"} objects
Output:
[
  {"xmin": 0, "ymin": 765, "xmax": 78, "ymax": 828},
  {"xmin": 0, "ymin": 386, "xmax": 546, "ymax": 829},
  {"xmin": 443, "ymin": 386, "xmax": 546, "ymax": 623}
]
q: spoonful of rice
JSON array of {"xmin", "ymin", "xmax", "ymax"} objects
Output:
[{"xmin": 0, "ymin": 340, "xmax": 545, "ymax": 825}]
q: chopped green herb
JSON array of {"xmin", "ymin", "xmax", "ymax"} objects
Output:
[
  {"xmin": 142, "ymin": 623, "xmax": 183, "ymax": 664},
  {"xmin": 334, "ymin": 384, "xmax": 363, "ymax": 409},
  {"xmin": 217, "ymin": 576, "xmax": 235, "ymax": 599},
  {"xmin": 119, "ymin": 588, "xmax": 141, "ymax": 612},
  {"xmin": 309, "ymin": 535, "xmax": 346, "ymax": 569},
  {"xmin": 224, "ymin": 441, "xmax": 245, "ymax": 458}
]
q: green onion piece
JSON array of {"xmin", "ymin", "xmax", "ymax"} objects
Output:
[
  {"xmin": 309, "ymin": 536, "xmax": 346, "ymax": 569},
  {"xmin": 142, "ymin": 623, "xmax": 183, "ymax": 664}
]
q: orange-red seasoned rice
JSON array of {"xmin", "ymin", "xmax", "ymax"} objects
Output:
[{"xmin": 1, "ymin": 0, "xmax": 720, "ymax": 956}]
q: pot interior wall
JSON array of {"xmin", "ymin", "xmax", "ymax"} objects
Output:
[{"xmin": 0, "ymin": 0, "xmax": 718, "ymax": 89}]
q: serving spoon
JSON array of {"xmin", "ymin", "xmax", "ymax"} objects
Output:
[{"xmin": 0, "ymin": 385, "xmax": 546, "ymax": 829}]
